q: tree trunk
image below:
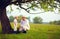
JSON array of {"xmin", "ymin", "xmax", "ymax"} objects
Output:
[{"xmin": 0, "ymin": 8, "xmax": 13, "ymax": 34}]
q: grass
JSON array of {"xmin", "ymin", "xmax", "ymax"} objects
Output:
[{"xmin": 0, "ymin": 23, "xmax": 60, "ymax": 39}]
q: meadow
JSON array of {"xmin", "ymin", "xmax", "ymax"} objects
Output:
[{"xmin": 0, "ymin": 23, "xmax": 60, "ymax": 39}]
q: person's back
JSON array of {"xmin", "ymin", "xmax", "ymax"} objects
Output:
[
  {"xmin": 14, "ymin": 16, "xmax": 18, "ymax": 32},
  {"xmin": 19, "ymin": 16, "xmax": 30, "ymax": 33},
  {"xmin": 21, "ymin": 19, "xmax": 30, "ymax": 30}
]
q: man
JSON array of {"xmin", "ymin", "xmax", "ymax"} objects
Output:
[
  {"xmin": 14, "ymin": 16, "xmax": 18, "ymax": 33},
  {"xmin": 19, "ymin": 16, "xmax": 30, "ymax": 33}
]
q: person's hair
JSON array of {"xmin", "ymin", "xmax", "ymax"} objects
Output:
[
  {"xmin": 15, "ymin": 16, "xmax": 18, "ymax": 19},
  {"xmin": 22, "ymin": 16, "xmax": 26, "ymax": 18}
]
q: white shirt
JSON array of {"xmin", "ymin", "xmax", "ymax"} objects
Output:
[
  {"xmin": 14, "ymin": 19, "xmax": 18, "ymax": 31},
  {"xmin": 14, "ymin": 19, "xmax": 18, "ymax": 26},
  {"xmin": 20, "ymin": 19, "xmax": 30, "ymax": 29}
]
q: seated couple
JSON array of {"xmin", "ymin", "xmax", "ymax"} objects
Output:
[{"xmin": 14, "ymin": 16, "xmax": 30, "ymax": 33}]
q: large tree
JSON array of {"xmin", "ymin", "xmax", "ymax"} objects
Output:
[
  {"xmin": 0, "ymin": 0, "xmax": 60, "ymax": 33},
  {"xmin": 33, "ymin": 17, "xmax": 43, "ymax": 23},
  {"xmin": 9, "ymin": 16, "xmax": 14, "ymax": 22}
]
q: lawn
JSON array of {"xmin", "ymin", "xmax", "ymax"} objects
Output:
[{"xmin": 0, "ymin": 23, "xmax": 60, "ymax": 39}]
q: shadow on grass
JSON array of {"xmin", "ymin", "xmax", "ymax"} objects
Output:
[
  {"xmin": 48, "ymin": 33, "xmax": 60, "ymax": 39},
  {"xmin": 0, "ymin": 34, "xmax": 7, "ymax": 39},
  {"xmin": 0, "ymin": 31, "xmax": 20, "ymax": 39}
]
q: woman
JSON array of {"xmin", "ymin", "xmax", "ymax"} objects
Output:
[
  {"xmin": 19, "ymin": 16, "xmax": 30, "ymax": 33},
  {"xmin": 14, "ymin": 16, "xmax": 18, "ymax": 32}
]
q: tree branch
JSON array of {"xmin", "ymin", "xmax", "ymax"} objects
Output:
[
  {"xmin": 20, "ymin": 5, "xmax": 30, "ymax": 13},
  {"xmin": 19, "ymin": 6, "xmax": 45, "ymax": 14},
  {"xmin": 10, "ymin": 1, "xmax": 19, "ymax": 4},
  {"xmin": 10, "ymin": 0, "xmax": 36, "ymax": 4}
]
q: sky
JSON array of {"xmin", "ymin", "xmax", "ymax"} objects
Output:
[{"xmin": 6, "ymin": 4, "xmax": 60, "ymax": 22}]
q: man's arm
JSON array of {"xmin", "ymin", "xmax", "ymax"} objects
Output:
[{"xmin": 20, "ymin": 20, "xmax": 23, "ymax": 27}]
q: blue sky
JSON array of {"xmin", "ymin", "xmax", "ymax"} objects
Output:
[{"xmin": 6, "ymin": 4, "xmax": 60, "ymax": 22}]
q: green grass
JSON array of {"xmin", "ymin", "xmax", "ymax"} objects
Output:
[{"xmin": 0, "ymin": 23, "xmax": 60, "ymax": 39}]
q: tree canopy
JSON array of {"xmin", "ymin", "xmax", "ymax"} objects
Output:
[
  {"xmin": 33, "ymin": 16, "xmax": 43, "ymax": 23},
  {"xmin": 0, "ymin": 0, "xmax": 60, "ymax": 13}
]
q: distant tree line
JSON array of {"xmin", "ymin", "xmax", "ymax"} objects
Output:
[
  {"xmin": 9, "ymin": 16, "xmax": 43, "ymax": 24},
  {"xmin": 9, "ymin": 15, "xmax": 31, "ymax": 23},
  {"xmin": 9, "ymin": 16, "xmax": 60, "ymax": 25},
  {"xmin": 49, "ymin": 20, "xmax": 60, "ymax": 25},
  {"xmin": 33, "ymin": 17, "xmax": 43, "ymax": 24}
]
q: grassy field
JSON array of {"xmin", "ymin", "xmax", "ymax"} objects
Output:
[{"xmin": 0, "ymin": 23, "xmax": 60, "ymax": 39}]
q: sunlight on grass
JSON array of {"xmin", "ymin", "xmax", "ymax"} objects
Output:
[{"xmin": 0, "ymin": 23, "xmax": 60, "ymax": 39}]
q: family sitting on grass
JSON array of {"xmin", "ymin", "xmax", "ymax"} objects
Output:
[{"xmin": 14, "ymin": 16, "xmax": 30, "ymax": 34}]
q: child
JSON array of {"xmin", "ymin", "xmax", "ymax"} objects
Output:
[
  {"xmin": 14, "ymin": 16, "xmax": 18, "ymax": 32},
  {"xmin": 19, "ymin": 16, "xmax": 30, "ymax": 33}
]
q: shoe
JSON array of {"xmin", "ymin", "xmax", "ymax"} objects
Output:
[
  {"xmin": 22, "ymin": 30, "xmax": 27, "ymax": 33},
  {"xmin": 13, "ymin": 31, "xmax": 17, "ymax": 34}
]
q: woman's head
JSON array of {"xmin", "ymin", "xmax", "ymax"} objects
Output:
[{"xmin": 14, "ymin": 16, "xmax": 18, "ymax": 19}]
